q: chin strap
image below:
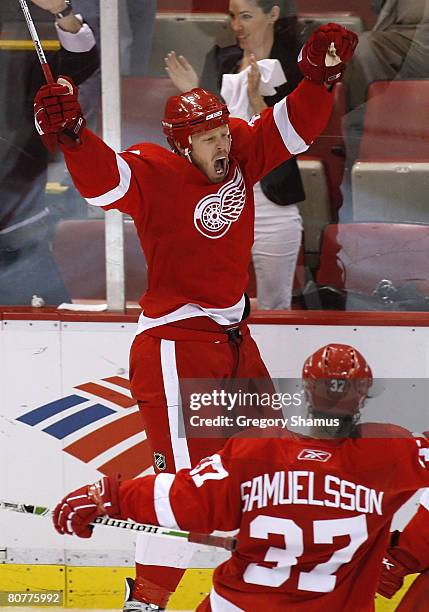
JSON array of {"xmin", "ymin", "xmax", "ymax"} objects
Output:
[
  {"xmin": 170, "ymin": 135, "xmax": 193, "ymax": 163},
  {"xmin": 184, "ymin": 134, "xmax": 193, "ymax": 162}
]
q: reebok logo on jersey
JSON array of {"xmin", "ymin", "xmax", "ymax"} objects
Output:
[
  {"xmin": 248, "ymin": 113, "xmax": 261, "ymax": 127},
  {"xmin": 194, "ymin": 167, "xmax": 246, "ymax": 239},
  {"xmin": 297, "ymin": 449, "xmax": 332, "ymax": 462},
  {"xmin": 382, "ymin": 557, "xmax": 395, "ymax": 570}
]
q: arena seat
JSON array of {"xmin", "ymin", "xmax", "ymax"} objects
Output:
[
  {"xmin": 296, "ymin": 159, "xmax": 330, "ymax": 269},
  {"xmin": 352, "ymin": 81, "xmax": 429, "ymax": 223},
  {"xmin": 302, "ymin": 82, "xmax": 346, "ymax": 213},
  {"xmin": 157, "ymin": 0, "xmax": 374, "ymax": 29},
  {"xmin": 316, "ymin": 222, "xmax": 429, "ymax": 295},
  {"xmin": 298, "ymin": 12, "xmax": 364, "ymax": 39},
  {"xmin": 295, "ymin": 0, "xmax": 376, "ymax": 29},
  {"xmin": 157, "ymin": 0, "xmax": 228, "ymax": 11},
  {"xmin": 297, "ymin": 83, "xmax": 346, "ymax": 267},
  {"xmin": 52, "ymin": 220, "xmax": 147, "ymax": 302},
  {"xmin": 147, "ymin": 13, "xmax": 233, "ymax": 79}
]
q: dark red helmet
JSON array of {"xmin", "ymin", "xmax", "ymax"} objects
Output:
[
  {"xmin": 162, "ymin": 88, "xmax": 230, "ymax": 154},
  {"xmin": 302, "ymin": 344, "xmax": 373, "ymax": 415}
]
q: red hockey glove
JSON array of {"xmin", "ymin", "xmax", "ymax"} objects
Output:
[
  {"xmin": 53, "ymin": 475, "xmax": 121, "ymax": 538},
  {"xmin": 34, "ymin": 75, "xmax": 86, "ymax": 152},
  {"xmin": 298, "ymin": 23, "xmax": 358, "ymax": 85},
  {"xmin": 377, "ymin": 532, "xmax": 421, "ymax": 599}
]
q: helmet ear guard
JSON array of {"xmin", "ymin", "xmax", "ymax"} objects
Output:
[
  {"xmin": 302, "ymin": 344, "xmax": 373, "ymax": 416},
  {"xmin": 167, "ymin": 134, "xmax": 193, "ymax": 160},
  {"xmin": 162, "ymin": 88, "xmax": 230, "ymax": 155}
]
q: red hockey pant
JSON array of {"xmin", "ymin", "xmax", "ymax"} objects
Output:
[
  {"xmin": 127, "ymin": 317, "xmax": 272, "ymax": 606},
  {"xmin": 129, "ymin": 317, "xmax": 271, "ymax": 473}
]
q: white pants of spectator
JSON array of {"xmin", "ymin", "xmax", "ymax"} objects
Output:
[{"xmin": 252, "ymin": 182, "xmax": 303, "ymax": 310}]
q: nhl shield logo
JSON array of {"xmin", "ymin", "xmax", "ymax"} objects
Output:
[{"xmin": 154, "ymin": 452, "xmax": 167, "ymax": 471}]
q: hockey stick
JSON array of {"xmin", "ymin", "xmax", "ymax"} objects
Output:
[
  {"xmin": 18, "ymin": 0, "xmax": 54, "ymax": 83},
  {"xmin": 0, "ymin": 501, "xmax": 236, "ymax": 551},
  {"xmin": 18, "ymin": 1, "xmax": 82, "ymax": 144}
]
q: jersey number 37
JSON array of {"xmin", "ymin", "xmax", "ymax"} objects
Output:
[{"xmin": 244, "ymin": 514, "xmax": 368, "ymax": 592}]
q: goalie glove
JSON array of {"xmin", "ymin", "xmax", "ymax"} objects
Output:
[
  {"xmin": 53, "ymin": 475, "xmax": 121, "ymax": 538},
  {"xmin": 298, "ymin": 23, "xmax": 358, "ymax": 85},
  {"xmin": 377, "ymin": 531, "xmax": 422, "ymax": 599},
  {"xmin": 34, "ymin": 75, "xmax": 86, "ymax": 152}
]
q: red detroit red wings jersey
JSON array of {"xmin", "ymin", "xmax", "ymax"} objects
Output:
[
  {"xmin": 119, "ymin": 426, "xmax": 429, "ymax": 611},
  {"xmin": 62, "ymin": 81, "xmax": 333, "ymax": 317}
]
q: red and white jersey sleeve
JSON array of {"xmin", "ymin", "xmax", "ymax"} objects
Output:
[
  {"xmin": 386, "ymin": 433, "xmax": 429, "ymax": 571},
  {"xmin": 230, "ymin": 79, "xmax": 334, "ymax": 185},
  {"xmin": 119, "ymin": 448, "xmax": 242, "ymax": 534},
  {"xmin": 61, "ymin": 128, "xmax": 177, "ymax": 219},
  {"xmin": 380, "ymin": 431, "xmax": 429, "ymax": 493},
  {"xmin": 395, "ymin": 491, "xmax": 429, "ymax": 572}
]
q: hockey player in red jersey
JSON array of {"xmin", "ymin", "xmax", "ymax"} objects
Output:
[
  {"xmin": 53, "ymin": 343, "xmax": 429, "ymax": 611},
  {"xmin": 35, "ymin": 23, "xmax": 358, "ymax": 611}
]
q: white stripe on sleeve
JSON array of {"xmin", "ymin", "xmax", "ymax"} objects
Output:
[
  {"xmin": 420, "ymin": 488, "xmax": 429, "ymax": 510},
  {"xmin": 154, "ymin": 473, "xmax": 178, "ymax": 528},
  {"xmin": 273, "ymin": 98, "xmax": 309, "ymax": 155},
  {"xmin": 85, "ymin": 154, "xmax": 132, "ymax": 206}
]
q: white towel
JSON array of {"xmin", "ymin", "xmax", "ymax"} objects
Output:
[{"xmin": 220, "ymin": 59, "xmax": 287, "ymax": 121}]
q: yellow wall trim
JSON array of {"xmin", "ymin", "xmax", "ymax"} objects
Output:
[{"xmin": 0, "ymin": 564, "xmax": 418, "ymax": 609}]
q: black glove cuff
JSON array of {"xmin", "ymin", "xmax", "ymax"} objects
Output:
[{"xmin": 55, "ymin": 1, "xmax": 73, "ymax": 20}]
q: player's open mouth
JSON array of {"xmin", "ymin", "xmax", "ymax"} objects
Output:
[{"xmin": 214, "ymin": 157, "xmax": 228, "ymax": 175}]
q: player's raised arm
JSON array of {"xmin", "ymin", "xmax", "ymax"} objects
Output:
[
  {"xmin": 34, "ymin": 76, "xmax": 145, "ymax": 216},
  {"xmin": 290, "ymin": 23, "xmax": 358, "ymax": 144},
  {"xmin": 231, "ymin": 23, "xmax": 358, "ymax": 183}
]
